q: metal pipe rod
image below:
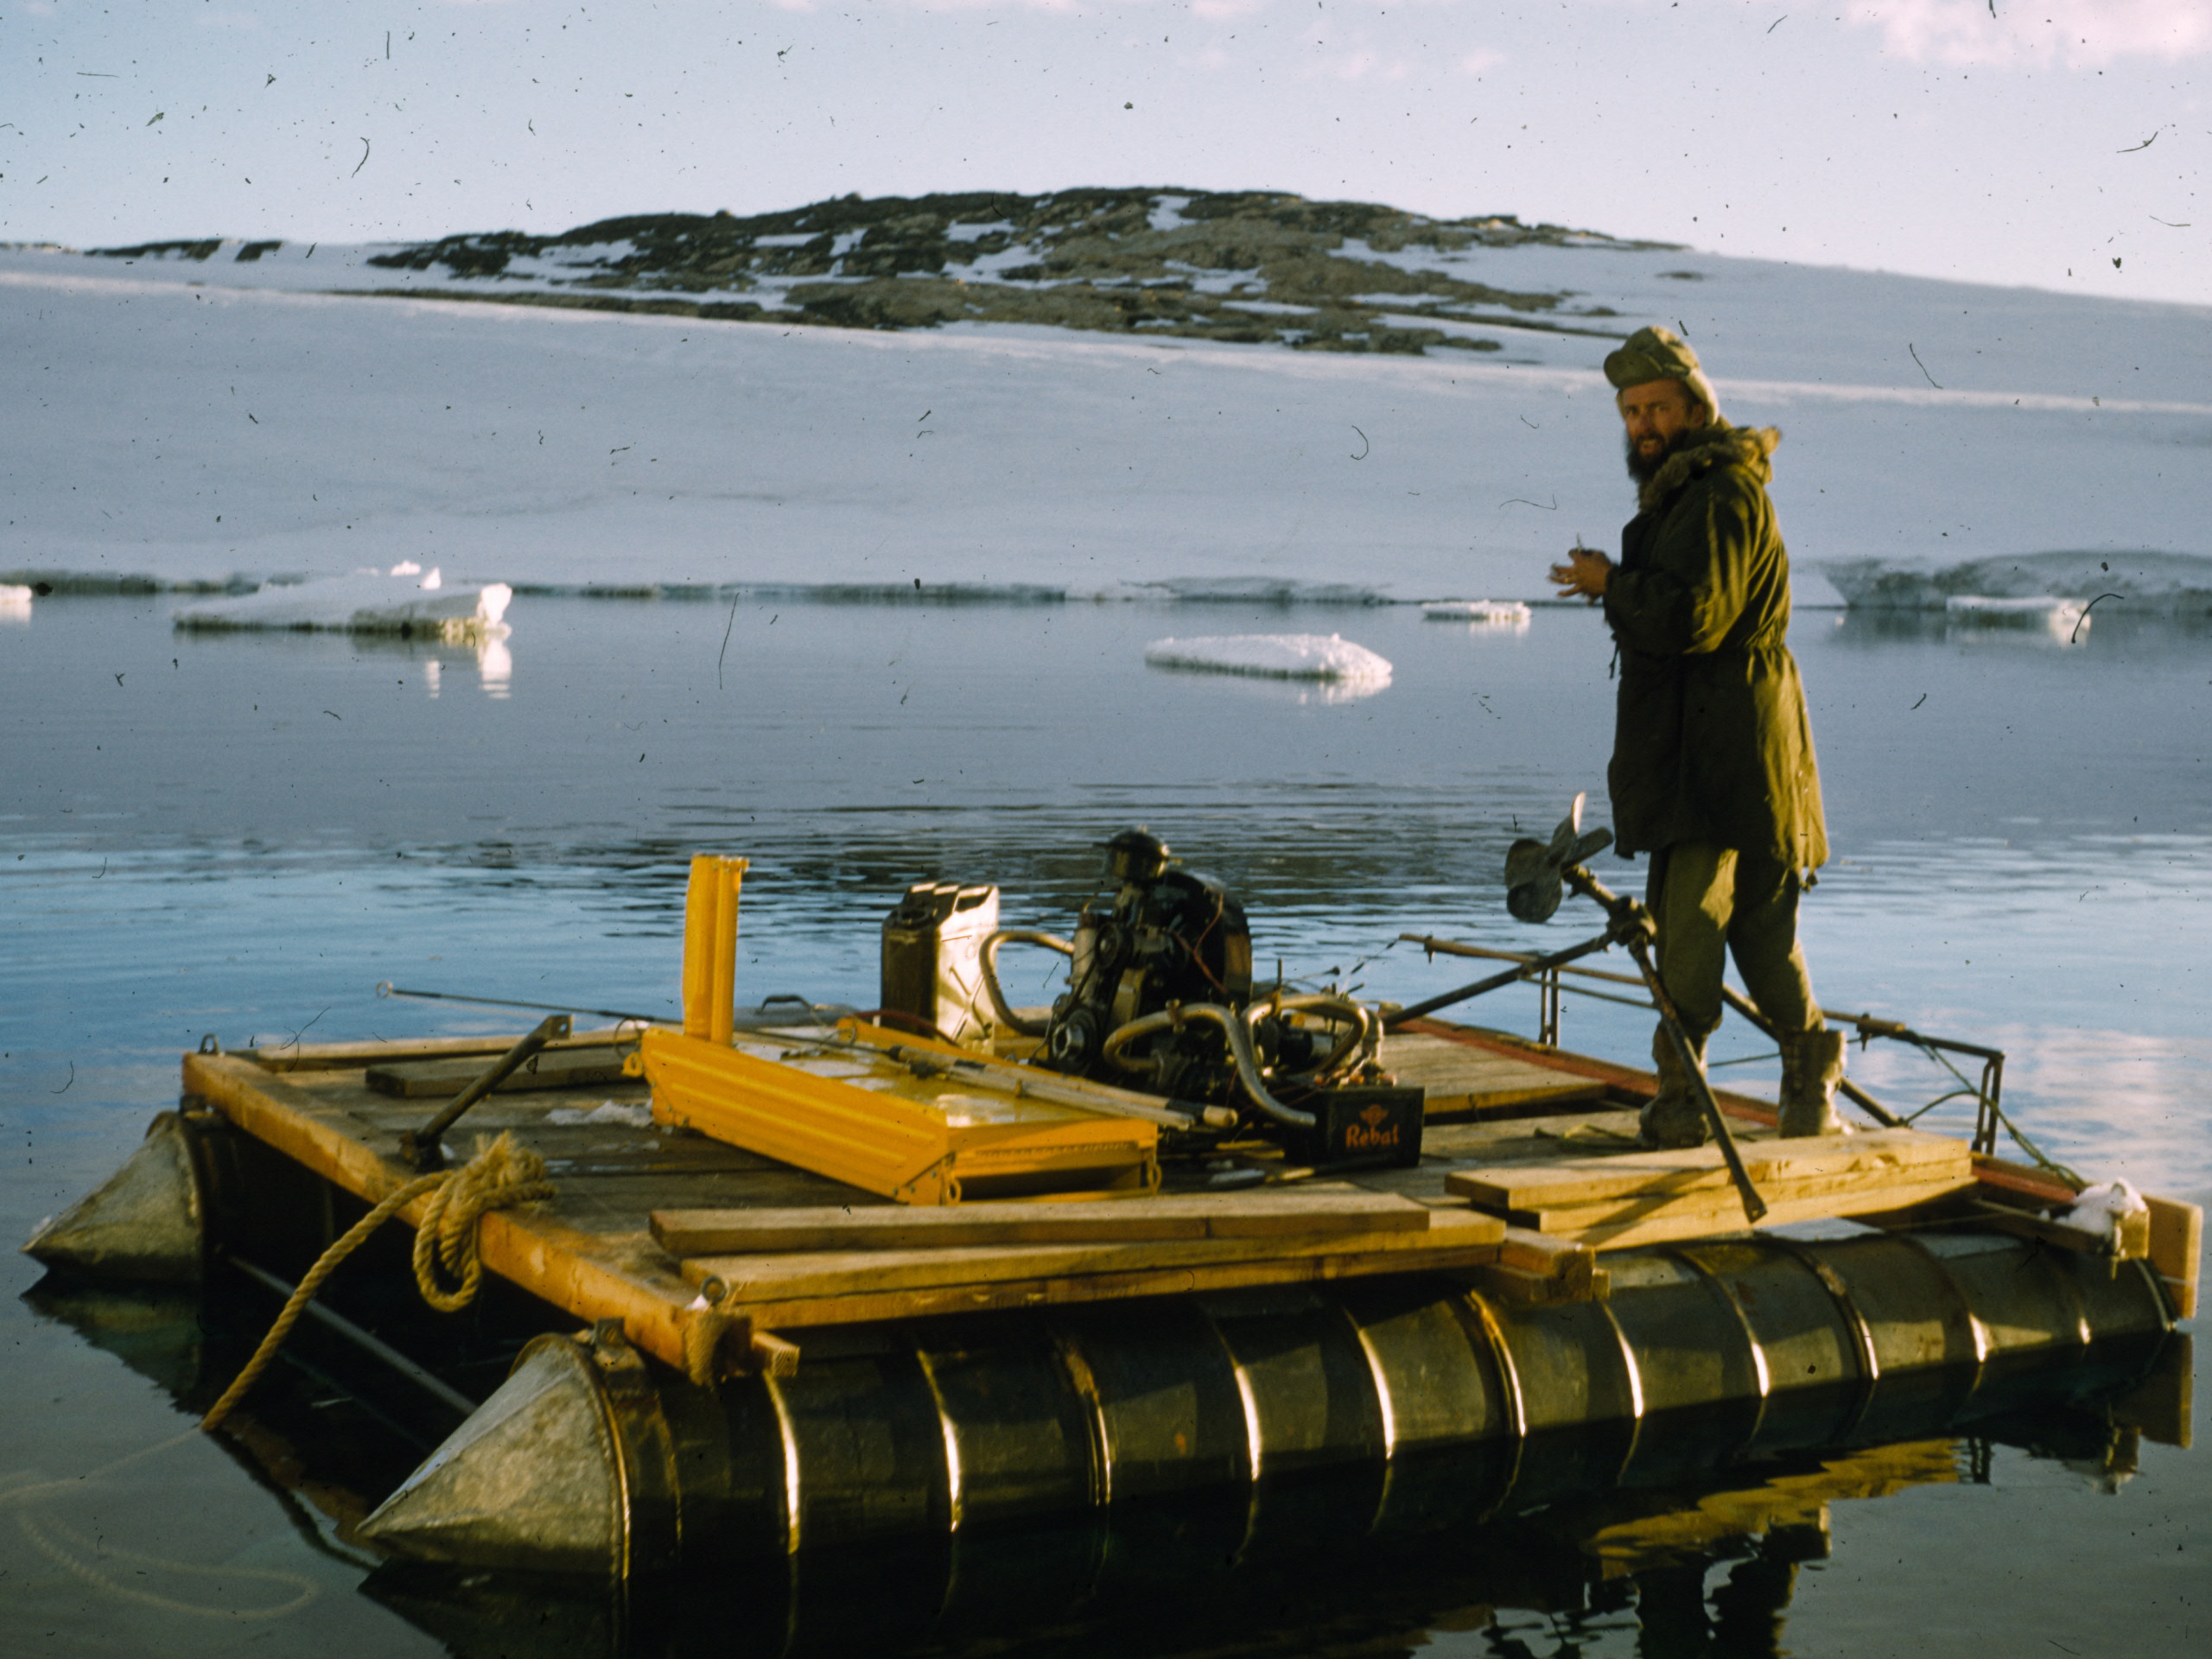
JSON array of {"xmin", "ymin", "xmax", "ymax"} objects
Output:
[
  {"xmin": 1718, "ymin": 983, "xmax": 1907, "ymax": 1130},
  {"xmin": 1382, "ymin": 926, "xmax": 1622, "ymax": 1027},
  {"xmin": 222, "ymin": 1252, "xmax": 479, "ymax": 1417},
  {"xmin": 1554, "ymin": 864, "xmax": 1766, "ymax": 1224},
  {"xmin": 378, "ymin": 982, "xmax": 662, "ymax": 1024},
  {"xmin": 1401, "ymin": 934, "xmax": 1652, "ymax": 991},
  {"xmin": 401, "ymin": 1013, "xmax": 571, "ymax": 1170},
  {"xmin": 1100, "ymin": 1004, "xmax": 1317, "ymax": 1129}
]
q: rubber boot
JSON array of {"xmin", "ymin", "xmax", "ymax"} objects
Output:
[
  {"xmin": 1640, "ymin": 1024, "xmax": 1712, "ymax": 1149},
  {"xmin": 1777, "ymin": 1028, "xmax": 1847, "ymax": 1137}
]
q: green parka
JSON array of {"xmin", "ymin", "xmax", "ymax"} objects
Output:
[{"xmin": 1599, "ymin": 423, "xmax": 1827, "ymax": 870}]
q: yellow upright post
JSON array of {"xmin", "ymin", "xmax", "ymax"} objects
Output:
[
  {"xmin": 682, "ymin": 855, "xmax": 748, "ymax": 1042},
  {"xmin": 711, "ymin": 859, "xmax": 744, "ymax": 1046}
]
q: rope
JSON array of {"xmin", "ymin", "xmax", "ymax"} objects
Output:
[
  {"xmin": 3, "ymin": 1433, "xmax": 321, "ymax": 1620},
  {"xmin": 200, "ymin": 1131, "xmax": 553, "ymax": 1432}
]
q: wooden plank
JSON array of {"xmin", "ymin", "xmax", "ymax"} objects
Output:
[
  {"xmin": 1513, "ymin": 1159, "xmax": 1981, "ymax": 1238},
  {"xmin": 1380, "ymin": 1033, "xmax": 1611, "ymax": 1116},
  {"xmin": 1964, "ymin": 1199, "xmax": 2151, "ymax": 1261},
  {"xmin": 1395, "ymin": 1020, "xmax": 1782, "ymax": 1124},
  {"xmin": 652, "ymin": 1188, "xmax": 1432, "ymax": 1255},
  {"xmin": 365, "ymin": 1046, "xmax": 632, "ymax": 1098},
  {"xmin": 1494, "ymin": 1225, "xmax": 1604, "ymax": 1295},
  {"xmin": 683, "ymin": 1207, "xmax": 1506, "ymax": 1305},
  {"xmin": 1466, "ymin": 1261, "xmax": 1603, "ymax": 1306},
  {"xmin": 1445, "ymin": 1128, "xmax": 1965, "ymax": 1210},
  {"xmin": 1971, "ymin": 1155, "xmax": 2081, "ymax": 1205},
  {"xmin": 702, "ymin": 1236, "xmax": 1509, "ymax": 1332},
  {"xmin": 245, "ymin": 1027, "xmax": 650, "ymax": 1071},
  {"xmin": 1506, "ymin": 1152, "xmax": 1975, "ymax": 1235},
  {"xmin": 1525, "ymin": 1174, "xmax": 1976, "ymax": 1250},
  {"xmin": 2147, "ymin": 1195, "xmax": 2203, "ymax": 1321}
]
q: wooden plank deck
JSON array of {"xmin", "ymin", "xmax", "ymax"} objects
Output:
[
  {"xmin": 178, "ymin": 1019, "xmax": 2192, "ymax": 1380},
  {"xmin": 1376, "ymin": 1030, "xmax": 1612, "ymax": 1119}
]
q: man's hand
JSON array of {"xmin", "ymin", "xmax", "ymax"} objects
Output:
[{"xmin": 1548, "ymin": 545, "xmax": 1612, "ymax": 603}]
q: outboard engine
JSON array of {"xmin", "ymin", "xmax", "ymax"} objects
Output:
[
  {"xmin": 1043, "ymin": 829, "xmax": 1253, "ymax": 1096},
  {"xmin": 976, "ymin": 828, "xmax": 1421, "ymax": 1169}
]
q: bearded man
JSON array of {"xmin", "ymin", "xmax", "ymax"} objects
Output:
[{"xmin": 1548, "ymin": 326, "xmax": 1843, "ymax": 1147}]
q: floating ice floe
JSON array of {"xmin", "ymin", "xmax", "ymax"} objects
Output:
[
  {"xmin": 1822, "ymin": 552, "xmax": 2212, "ymax": 614},
  {"xmin": 173, "ymin": 565, "xmax": 513, "ymax": 640},
  {"xmin": 1143, "ymin": 632, "xmax": 1393, "ymax": 687},
  {"xmin": 1944, "ymin": 594, "xmax": 2089, "ymax": 641},
  {"xmin": 1421, "ymin": 599, "xmax": 1532, "ymax": 626}
]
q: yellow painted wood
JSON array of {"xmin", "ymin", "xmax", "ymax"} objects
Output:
[
  {"xmin": 640, "ymin": 1025, "xmax": 1158, "ymax": 1205},
  {"xmin": 682, "ymin": 854, "xmax": 747, "ymax": 1042},
  {"xmin": 2146, "ymin": 1195, "xmax": 2203, "ymax": 1319}
]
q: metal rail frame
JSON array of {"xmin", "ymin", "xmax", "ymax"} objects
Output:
[{"xmin": 1402, "ymin": 934, "xmax": 2012, "ymax": 1145}]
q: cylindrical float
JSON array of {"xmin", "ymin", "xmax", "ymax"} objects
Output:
[{"xmin": 359, "ymin": 1234, "xmax": 2178, "ymax": 1573}]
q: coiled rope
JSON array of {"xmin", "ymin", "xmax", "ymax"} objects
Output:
[{"xmin": 200, "ymin": 1131, "xmax": 554, "ymax": 1432}]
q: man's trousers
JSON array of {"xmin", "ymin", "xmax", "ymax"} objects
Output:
[{"xmin": 1644, "ymin": 841, "xmax": 1821, "ymax": 1043}]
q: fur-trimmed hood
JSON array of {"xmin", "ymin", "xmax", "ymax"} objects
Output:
[{"xmin": 1637, "ymin": 422, "xmax": 1781, "ymax": 515}]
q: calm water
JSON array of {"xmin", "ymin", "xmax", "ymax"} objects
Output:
[{"xmin": 3, "ymin": 594, "xmax": 2207, "ymax": 1656}]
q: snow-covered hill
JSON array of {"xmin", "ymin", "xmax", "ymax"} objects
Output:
[{"xmin": 5, "ymin": 188, "xmax": 2209, "ymax": 607}]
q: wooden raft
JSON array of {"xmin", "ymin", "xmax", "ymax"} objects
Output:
[{"xmin": 178, "ymin": 1022, "xmax": 2201, "ymax": 1381}]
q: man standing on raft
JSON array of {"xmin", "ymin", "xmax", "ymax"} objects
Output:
[{"xmin": 1548, "ymin": 326, "xmax": 1844, "ymax": 1147}]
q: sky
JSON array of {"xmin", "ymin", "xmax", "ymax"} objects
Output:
[{"xmin": 1, "ymin": 0, "xmax": 2207, "ymax": 305}]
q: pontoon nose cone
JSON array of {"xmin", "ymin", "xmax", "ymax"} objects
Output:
[
  {"xmin": 359, "ymin": 1336, "xmax": 625, "ymax": 1575},
  {"xmin": 23, "ymin": 1111, "xmax": 204, "ymax": 1285}
]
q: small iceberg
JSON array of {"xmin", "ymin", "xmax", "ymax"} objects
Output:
[
  {"xmin": 1421, "ymin": 599, "xmax": 1531, "ymax": 626},
  {"xmin": 174, "ymin": 565, "xmax": 513, "ymax": 640},
  {"xmin": 1143, "ymin": 632, "xmax": 1394, "ymax": 688},
  {"xmin": 1944, "ymin": 594, "xmax": 2089, "ymax": 641}
]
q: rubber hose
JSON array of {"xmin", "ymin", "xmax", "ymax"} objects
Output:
[
  {"xmin": 1101, "ymin": 1003, "xmax": 1317, "ymax": 1129},
  {"xmin": 978, "ymin": 928, "xmax": 1073, "ymax": 1037}
]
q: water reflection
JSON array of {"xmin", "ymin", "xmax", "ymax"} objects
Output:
[
  {"xmin": 342, "ymin": 630, "xmax": 515, "ymax": 699},
  {"xmin": 20, "ymin": 1274, "xmax": 2189, "ymax": 1659}
]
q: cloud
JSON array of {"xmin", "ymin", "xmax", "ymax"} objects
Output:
[{"xmin": 1847, "ymin": 0, "xmax": 2212, "ymax": 67}]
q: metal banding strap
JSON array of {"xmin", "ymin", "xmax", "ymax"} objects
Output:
[
  {"xmin": 1595, "ymin": 1295, "xmax": 1646, "ymax": 1484},
  {"xmin": 1665, "ymin": 1245, "xmax": 1773, "ymax": 1465},
  {"xmin": 1894, "ymin": 1232, "xmax": 1994, "ymax": 1370},
  {"xmin": 760, "ymin": 1370, "xmax": 804, "ymax": 1556},
  {"xmin": 1457, "ymin": 1288, "xmax": 1529, "ymax": 1523},
  {"xmin": 1765, "ymin": 1234, "xmax": 1885, "ymax": 1442},
  {"xmin": 1341, "ymin": 1304, "xmax": 1399, "ymax": 1460},
  {"xmin": 909, "ymin": 1342, "xmax": 966, "ymax": 1534},
  {"xmin": 1048, "ymin": 1326, "xmax": 1114, "ymax": 1508}
]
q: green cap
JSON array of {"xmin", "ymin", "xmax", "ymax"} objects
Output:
[{"xmin": 1603, "ymin": 326, "xmax": 1721, "ymax": 422}]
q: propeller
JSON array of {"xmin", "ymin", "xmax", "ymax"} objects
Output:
[{"xmin": 1503, "ymin": 791, "xmax": 1614, "ymax": 924}]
